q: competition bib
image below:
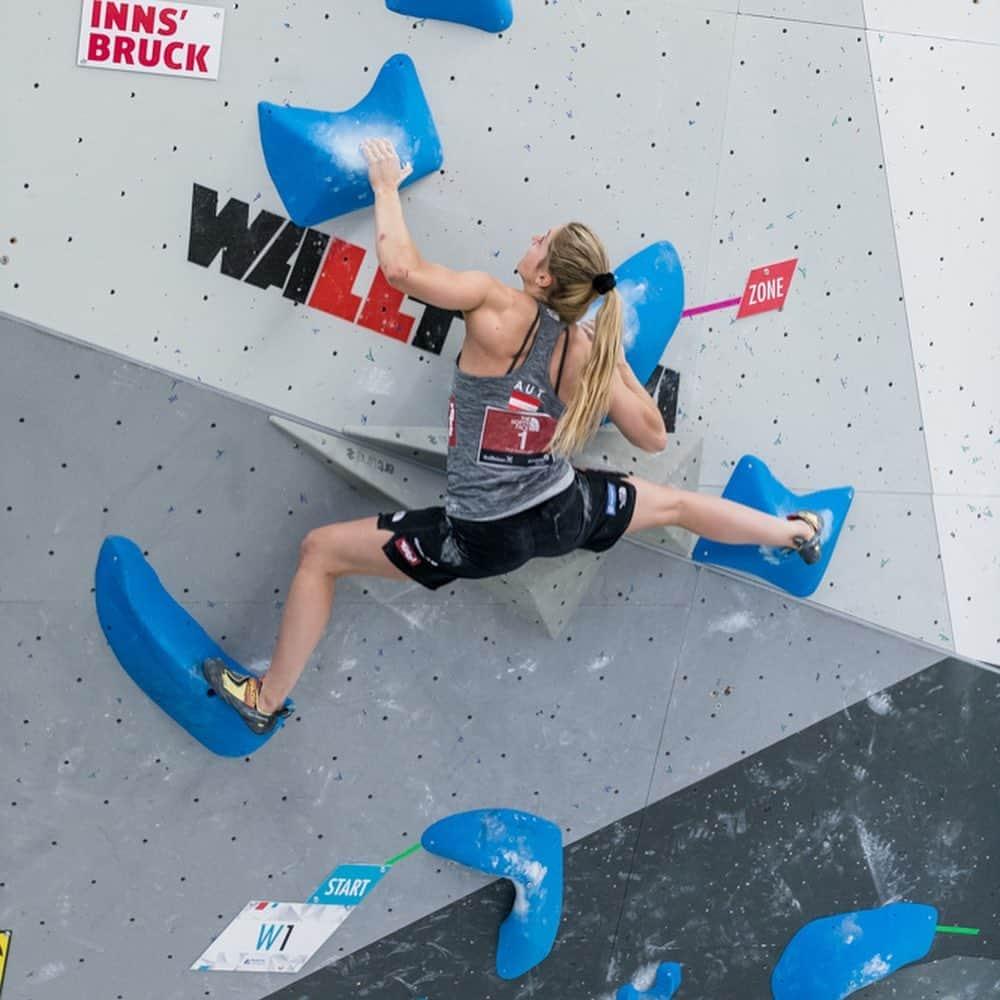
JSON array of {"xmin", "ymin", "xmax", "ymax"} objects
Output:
[{"xmin": 477, "ymin": 406, "xmax": 556, "ymax": 467}]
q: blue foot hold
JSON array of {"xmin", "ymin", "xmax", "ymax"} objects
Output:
[
  {"xmin": 617, "ymin": 962, "xmax": 683, "ymax": 999},
  {"xmin": 258, "ymin": 53, "xmax": 444, "ymax": 227},
  {"xmin": 94, "ymin": 536, "xmax": 293, "ymax": 757},
  {"xmin": 421, "ymin": 809, "xmax": 563, "ymax": 979},
  {"xmin": 386, "ymin": 0, "xmax": 514, "ymax": 33},
  {"xmin": 691, "ymin": 455, "xmax": 854, "ymax": 597},
  {"xmin": 772, "ymin": 903, "xmax": 938, "ymax": 999}
]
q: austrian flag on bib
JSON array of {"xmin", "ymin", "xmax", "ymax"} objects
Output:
[{"xmin": 508, "ymin": 389, "xmax": 541, "ymax": 413}]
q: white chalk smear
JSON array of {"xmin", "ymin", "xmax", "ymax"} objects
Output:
[
  {"xmin": 866, "ymin": 691, "xmax": 893, "ymax": 716},
  {"xmin": 630, "ymin": 962, "xmax": 660, "ymax": 991},
  {"xmin": 501, "ymin": 850, "xmax": 548, "ymax": 916},
  {"xmin": 849, "ymin": 954, "xmax": 891, "ymax": 991},
  {"xmin": 310, "ymin": 120, "xmax": 410, "ymax": 176},
  {"xmin": 33, "ymin": 963, "xmax": 68, "ymax": 984},
  {"xmin": 707, "ymin": 610, "xmax": 758, "ymax": 635}
]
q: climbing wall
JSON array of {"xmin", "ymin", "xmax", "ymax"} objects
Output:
[
  {"xmin": 1, "ymin": 0, "xmax": 999, "ymax": 997},
  {"xmin": 2, "ymin": 0, "xmax": 996, "ymax": 659},
  {"xmin": 1, "ymin": 310, "xmax": 981, "ymax": 999}
]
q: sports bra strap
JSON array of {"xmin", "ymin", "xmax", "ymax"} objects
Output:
[
  {"xmin": 553, "ymin": 326, "xmax": 571, "ymax": 394},
  {"xmin": 505, "ymin": 303, "xmax": 543, "ymax": 375}
]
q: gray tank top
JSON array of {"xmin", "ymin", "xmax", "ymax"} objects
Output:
[{"xmin": 445, "ymin": 303, "xmax": 575, "ymax": 521}]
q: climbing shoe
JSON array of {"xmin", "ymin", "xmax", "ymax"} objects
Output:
[
  {"xmin": 787, "ymin": 510, "xmax": 823, "ymax": 565},
  {"xmin": 202, "ymin": 658, "xmax": 291, "ymax": 735}
]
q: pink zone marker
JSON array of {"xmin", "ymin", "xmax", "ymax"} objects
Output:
[{"xmin": 681, "ymin": 297, "xmax": 742, "ymax": 319}]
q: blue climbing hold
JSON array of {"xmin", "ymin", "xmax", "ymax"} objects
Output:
[
  {"xmin": 421, "ymin": 809, "xmax": 563, "ymax": 979},
  {"xmin": 586, "ymin": 241, "xmax": 685, "ymax": 389},
  {"xmin": 385, "ymin": 0, "xmax": 513, "ymax": 33},
  {"xmin": 691, "ymin": 455, "xmax": 854, "ymax": 597},
  {"xmin": 772, "ymin": 903, "xmax": 939, "ymax": 999},
  {"xmin": 617, "ymin": 962, "xmax": 683, "ymax": 999},
  {"xmin": 95, "ymin": 536, "xmax": 293, "ymax": 757},
  {"xmin": 259, "ymin": 53, "xmax": 443, "ymax": 227}
]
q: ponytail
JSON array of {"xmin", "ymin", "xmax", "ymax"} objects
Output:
[
  {"xmin": 542, "ymin": 223, "xmax": 624, "ymax": 458},
  {"xmin": 549, "ymin": 291, "xmax": 623, "ymax": 457}
]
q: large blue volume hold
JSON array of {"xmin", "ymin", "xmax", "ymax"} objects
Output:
[
  {"xmin": 421, "ymin": 809, "xmax": 563, "ymax": 979},
  {"xmin": 386, "ymin": 0, "xmax": 514, "ymax": 33},
  {"xmin": 259, "ymin": 53, "xmax": 444, "ymax": 227},
  {"xmin": 94, "ymin": 536, "xmax": 293, "ymax": 757},
  {"xmin": 586, "ymin": 240, "xmax": 685, "ymax": 389},
  {"xmin": 692, "ymin": 455, "xmax": 854, "ymax": 597},
  {"xmin": 772, "ymin": 903, "xmax": 939, "ymax": 998}
]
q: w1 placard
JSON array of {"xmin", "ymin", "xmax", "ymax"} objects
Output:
[
  {"xmin": 78, "ymin": 1, "xmax": 225, "ymax": 80},
  {"xmin": 191, "ymin": 902, "xmax": 351, "ymax": 974}
]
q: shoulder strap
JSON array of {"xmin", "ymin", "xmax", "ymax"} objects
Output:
[
  {"xmin": 505, "ymin": 303, "xmax": 543, "ymax": 375},
  {"xmin": 553, "ymin": 326, "xmax": 571, "ymax": 394}
]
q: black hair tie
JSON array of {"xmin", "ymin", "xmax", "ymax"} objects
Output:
[{"xmin": 592, "ymin": 272, "xmax": 616, "ymax": 295}]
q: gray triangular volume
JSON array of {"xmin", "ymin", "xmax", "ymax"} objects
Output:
[
  {"xmin": 479, "ymin": 551, "xmax": 605, "ymax": 639},
  {"xmin": 269, "ymin": 417, "xmax": 445, "ymax": 509},
  {"xmin": 339, "ymin": 424, "xmax": 448, "ymax": 470}
]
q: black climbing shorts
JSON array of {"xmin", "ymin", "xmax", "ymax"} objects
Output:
[{"xmin": 377, "ymin": 468, "xmax": 637, "ymax": 591}]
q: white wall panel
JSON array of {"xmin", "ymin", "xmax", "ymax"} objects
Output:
[
  {"xmin": 869, "ymin": 30, "xmax": 999, "ymax": 664},
  {"xmin": 868, "ymin": 32, "xmax": 1000, "ymax": 498},
  {"xmin": 864, "ymin": 0, "xmax": 1000, "ymax": 43},
  {"xmin": 667, "ymin": 17, "xmax": 930, "ymax": 494}
]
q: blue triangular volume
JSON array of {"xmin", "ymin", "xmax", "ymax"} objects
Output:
[
  {"xmin": 94, "ymin": 536, "xmax": 293, "ymax": 757},
  {"xmin": 771, "ymin": 903, "xmax": 938, "ymax": 998},
  {"xmin": 421, "ymin": 809, "xmax": 563, "ymax": 979},
  {"xmin": 615, "ymin": 241, "xmax": 685, "ymax": 387},
  {"xmin": 589, "ymin": 240, "xmax": 685, "ymax": 426},
  {"xmin": 386, "ymin": 0, "xmax": 514, "ymax": 33},
  {"xmin": 691, "ymin": 455, "xmax": 854, "ymax": 598},
  {"xmin": 258, "ymin": 53, "xmax": 444, "ymax": 227}
]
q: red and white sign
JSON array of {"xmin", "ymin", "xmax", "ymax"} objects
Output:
[
  {"xmin": 736, "ymin": 258, "xmax": 798, "ymax": 319},
  {"xmin": 78, "ymin": 1, "xmax": 225, "ymax": 80}
]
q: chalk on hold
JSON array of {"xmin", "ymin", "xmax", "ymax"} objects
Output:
[
  {"xmin": 258, "ymin": 53, "xmax": 443, "ymax": 227},
  {"xmin": 692, "ymin": 455, "xmax": 854, "ymax": 597},
  {"xmin": 617, "ymin": 962, "xmax": 683, "ymax": 999},
  {"xmin": 94, "ymin": 536, "xmax": 292, "ymax": 757},
  {"xmin": 772, "ymin": 903, "xmax": 938, "ymax": 999},
  {"xmin": 386, "ymin": 0, "xmax": 513, "ymax": 33},
  {"xmin": 421, "ymin": 809, "xmax": 563, "ymax": 979}
]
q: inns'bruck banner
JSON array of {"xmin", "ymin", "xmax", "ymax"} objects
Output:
[{"xmin": 78, "ymin": 1, "xmax": 225, "ymax": 80}]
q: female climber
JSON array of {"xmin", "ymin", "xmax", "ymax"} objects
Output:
[{"xmin": 204, "ymin": 137, "xmax": 822, "ymax": 734}]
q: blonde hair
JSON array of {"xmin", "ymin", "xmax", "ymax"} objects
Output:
[{"xmin": 543, "ymin": 222, "xmax": 623, "ymax": 457}]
